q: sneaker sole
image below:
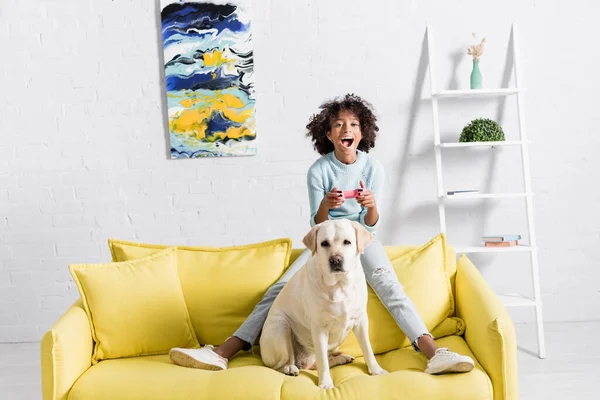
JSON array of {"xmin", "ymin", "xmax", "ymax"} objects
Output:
[
  {"xmin": 169, "ymin": 350, "xmax": 224, "ymax": 371},
  {"xmin": 427, "ymin": 361, "xmax": 474, "ymax": 375}
]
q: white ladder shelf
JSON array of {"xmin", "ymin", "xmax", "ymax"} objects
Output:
[{"xmin": 426, "ymin": 23, "xmax": 546, "ymax": 359}]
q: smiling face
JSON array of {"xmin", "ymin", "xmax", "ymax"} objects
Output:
[{"xmin": 326, "ymin": 110, "xmax": 362, "ymax": 157}]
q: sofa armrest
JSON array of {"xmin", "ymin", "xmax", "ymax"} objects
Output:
[
  {"xmin": 455, "ymin": 255, "xmax": 518, "ymax": 400},
  {"xmin": 41, "ymin": 299, "xmax": 93, "ymax": 400}
]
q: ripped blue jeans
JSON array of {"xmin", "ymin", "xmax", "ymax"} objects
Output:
[{"xmin": 233, "ymin": 240, "xmax": 432, "ymax": 351}]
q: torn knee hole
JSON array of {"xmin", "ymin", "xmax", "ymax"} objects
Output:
[{"xmin": 372, "ymin": 267, "xmax": 390, "ymax": 278}]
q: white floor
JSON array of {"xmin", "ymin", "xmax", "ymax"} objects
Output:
[{"xmin": 1, "ymin": 321, "xmax": 598, "ymax": 399}]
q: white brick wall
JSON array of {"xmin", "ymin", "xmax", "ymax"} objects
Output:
[{"xmin": 1, "ymin": 0, "xmax": 599, "ymax": 342}]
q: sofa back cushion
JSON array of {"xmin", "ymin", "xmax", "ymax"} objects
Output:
[
  {"xmin": 69, "ymin": 247, "xmax": 199, "ymax": 364},
  {"xmin": 109, "ymin": 238, "xmax": 292, "ymax": 345},
  {"xmin": 338, "ymin": 233, "xmax": 463, "ymax": 356}
]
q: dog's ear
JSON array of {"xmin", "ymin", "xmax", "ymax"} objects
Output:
[
  {"xmin": 351, "ymin": 221, "xmax": 373, "ymax": 254},
  {"xmin": 302, "ymin": 224, "xmax": 320, "ymax": 255}
]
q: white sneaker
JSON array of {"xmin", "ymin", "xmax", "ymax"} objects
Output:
[
  {"xmin": 169, "ymin": 345, "xmax": 228, "ymax": 371},
  {"xmin": 424, "ymin": 348, "xmax": 475, "ymax": 374}
]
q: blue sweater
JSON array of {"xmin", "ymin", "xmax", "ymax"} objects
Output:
[{"xmin": 307, "ymin": 150, "xmax": 384, "ymax": 233}]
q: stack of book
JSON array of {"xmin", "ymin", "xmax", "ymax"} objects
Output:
[{"xmin": 482, "ymin": 234, "xmax": 521, "ymax": 247}]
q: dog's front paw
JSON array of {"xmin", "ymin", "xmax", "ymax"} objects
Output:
[
  {"xmin": 318, "ymin": 379, "xmax": 334, "ymax": 390},
  {"xmin": 369, "ymin": 366, "xmax": 388, "ymax": 376},
  {"xmin": 279, "ymin": 365, "xmax": 299, "ymax": 376}
]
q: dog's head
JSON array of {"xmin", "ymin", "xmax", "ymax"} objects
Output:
[{"xmin": 302, "ymin": 219, "xmax": 373, "ymax": 276}]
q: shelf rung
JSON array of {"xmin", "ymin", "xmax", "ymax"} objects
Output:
[
  {"xmin": 454, "ymin": 245, "xmax": 535, "ymax": 253},
  {"xmin": 437, "ymin": 140, "xmax": 527, "ymax": 148},
  {"xmin": 433, "ymin": 88, "xmax": 523, "ymax": 98},
  {"xmin": 442, "ymin": 192, "xmax": 533, "ymax": 200},
  {"xmin": 498, "ymin": 293, "xmax": 538, "ymax": 308}
]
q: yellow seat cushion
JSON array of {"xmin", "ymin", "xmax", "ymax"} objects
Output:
[
  {"xmin": 339, "ymin": 234, "xmax": 460, "ymax": 356},
  {"xmin": 68, "ymin": 336, "xmax": 491, "ymax": 400},
  {"xmin": 108, "ymin": 238, "xmax": 292, "ymax": 345},
  {"xmin": 68, "ymin": 247, "xmax": 199, "ymax": 364}
]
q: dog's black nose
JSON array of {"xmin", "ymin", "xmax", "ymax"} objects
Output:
[{"xmin": 329, "ymin": 255, "xmax": 344, "ymax": 272}]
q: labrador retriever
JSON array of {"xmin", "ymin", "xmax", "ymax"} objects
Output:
[{"xmin": 259, "ymin": 219, "xmax": 388, "ymax": 389}]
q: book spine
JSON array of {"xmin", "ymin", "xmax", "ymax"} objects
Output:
[
  {"xmin": 484, "ymin": 240, "xmax": 518, "ymax": 247},
  {"xmin": 482, "ymin": 235, "xmax": 522, "ymax": 242}
]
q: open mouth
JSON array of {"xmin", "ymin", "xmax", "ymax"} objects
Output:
[{"xmin": 341, "ymin": 137, "xmax": 354, "ymax": 148}]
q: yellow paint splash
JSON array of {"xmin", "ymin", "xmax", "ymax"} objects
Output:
[
  {"xmin": 203, "ymin": 49, "xmax": 232, "ymax": 68},
  {"xmin": 224, "ymin": 123, "xmax": 254, "ymax": 139},
  {"xmin": 171, "ymin": 91, "xmax": 254, "ymax": 140}
]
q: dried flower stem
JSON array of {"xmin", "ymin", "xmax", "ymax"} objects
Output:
[{"xmin": 467, "ymin": 33, "xmax": 486, "ymax": 60}]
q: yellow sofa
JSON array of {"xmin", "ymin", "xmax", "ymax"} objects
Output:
[{"xmin": 41, "ymin": 240, "xmax": 518, "ymax": 400}]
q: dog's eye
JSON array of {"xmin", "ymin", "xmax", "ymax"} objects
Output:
[
  {"xmin": 343, "ymin": 240, "xmax": 352, "ymax": 245},
  {"xmin": 320, "ymin": 240, "xmax": 330, "ymax": 247}
]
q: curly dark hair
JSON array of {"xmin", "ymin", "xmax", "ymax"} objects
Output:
[{"xmin": 305, "ymin": 93, "xmax": 379, "ymax": 155}]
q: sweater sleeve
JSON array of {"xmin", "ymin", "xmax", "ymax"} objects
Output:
[
  {"xmin": 307, "ymin": 162, "xmax": 326, "ymax": 227},
  {"xmin": 359, "ymin": 161, "xmax": 384, "ymax": 232}
]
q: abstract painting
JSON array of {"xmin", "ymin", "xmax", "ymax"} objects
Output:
[{"xmin": 161, "ymin": 0, "xmax": 256, "ymax": 158}]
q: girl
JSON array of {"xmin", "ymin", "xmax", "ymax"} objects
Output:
[{"xmin": 170, "ymin": 94, "xmax": 474, "ymax": 375}]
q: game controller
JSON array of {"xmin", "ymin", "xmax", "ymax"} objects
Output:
[{"xmin": 337, "ymin": 189, "xmax": 363, "ymax": 199}]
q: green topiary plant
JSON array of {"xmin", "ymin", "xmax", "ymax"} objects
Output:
[{"xmin": 459, "ymin": 118, "xmax": 505, "ymax": 142}]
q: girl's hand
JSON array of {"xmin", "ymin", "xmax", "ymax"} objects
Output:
[
  {"xmin": 357, "ymin": 181, "xmax": 376, "ymax": 209},
  {"xmin": 322, "ymin": 187, "xmax": 345, "ymax": 210}
]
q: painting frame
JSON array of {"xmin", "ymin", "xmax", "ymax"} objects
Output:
[{"xmin": 160, "ymin": 0, "xmax": 257, "ymax": 158}]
